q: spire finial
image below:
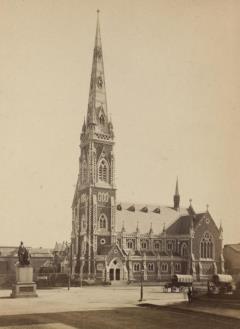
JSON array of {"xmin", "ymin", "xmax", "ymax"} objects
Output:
[
  {"xmin": 97, "ymin": 9, "xmax": 100, "ymax": 14},
  {"xmin": 175, "ymin": 176, "xmax": 179, "ymax": 195},
  {"xmin": 206, "ymin": 204, "xmax": 209, "ymax": 212},
  {"xmin": 189, "ymin": 198, "xmax": 192, "ymax": 206}
]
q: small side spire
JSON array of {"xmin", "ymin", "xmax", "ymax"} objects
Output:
[
  {"xmin": 206, "ymin": 204, "xmax": 209, "ymax": 213},
  {"xmin": 162, "ymin": 222, "xmax": 166, "ymax": 233},
  {"xmin": 219, "ymin": 220, "xmax": 223, "ymax": 239},
  {"xmin": 173, "ymin": 177, "xmax": 180, "ymax": 210},
  {"xmin": 136, "ymin": 221, "xmax": 140, "ymax": 233},
  {"xmin": 82, "ymin": 117, "xmax": 86, "ymax": 133},
  {"xmin": 188, "ymin": 198, "xmax": 195, "ymax": 216},
  {"xmin": 121, "ymin": 221, "xmax": 126, "ymax": 233},
  {"xmin": 149, "ymin": 222, "xmax": 153, "ymax": 235},
  {"xmin": 219, "ymin": 220, "xmax": 223, "ymax": 233}
]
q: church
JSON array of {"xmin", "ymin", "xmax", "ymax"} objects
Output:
[{"xmin": 70, "ymin": 13, "xmax": 224, "ymax": 284}]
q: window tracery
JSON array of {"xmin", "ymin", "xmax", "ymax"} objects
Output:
[
  {"xmin": 98, "ymin": 158, "xmax": 109, "ymax": 183},
  {"xmin": 99, "ymin": 213, "xmax": 107, "ymax": 230},
  {"xmin": 200, "ymin": 232, "xmax": 214, "ymax": 259}
]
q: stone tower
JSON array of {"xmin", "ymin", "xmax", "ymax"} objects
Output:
[{"xmin": 71, "ymin": 12, "xmax": 116, "ymax": 280}]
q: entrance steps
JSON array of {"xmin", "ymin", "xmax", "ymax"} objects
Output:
[{"xmin": 110, "ymin": 280, "xmax": 128, "ymax": 286}]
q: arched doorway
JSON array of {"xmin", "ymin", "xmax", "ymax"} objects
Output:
[{"xmin": 108, "ymin": 258, "xmax": 123, "ymax": 281}]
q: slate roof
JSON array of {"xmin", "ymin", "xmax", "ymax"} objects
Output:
[
  {"xmin": 115, "ymin": 202, "xmax": 189, "ymax": 235},
  {"xmin": 225, "ymin": 244, "xmax": 240, "ymax": 254},
  {"xmin": 29, "ymin": 248, "xmax": 53, "ymax": 258},
  {"xmin": 166, "ymin": 215, "xmax": 192, "ymax": 235},
  {"xmin": 0, "ymin": 246, "xmax": 18, "ymax": 257},
  {"xmin": 0, "ymin": 246, "xmax": 53, "ymax": 258}
]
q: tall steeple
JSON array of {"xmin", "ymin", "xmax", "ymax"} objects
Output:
[
  {"xmin": 71, "ymin": 12, "xmax": 117, "ymax": 280},
  {"xmin": 173, "ymin": 177, "xmax": 180, "ymax": 210},
  {"xmin": 86, "ymin": 10, "xmax": 109, "ymax": 132}
]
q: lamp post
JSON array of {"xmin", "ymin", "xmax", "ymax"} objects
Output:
[
  {"xmin": 68, "ymin": 242, "xmax": 72, "ymax": 291},
  {"xmin": 139, "ymin": 264, "xmax": 144, "ymax": 302},
  {"xmin": 68, "ymin": 268, "xmax": 71, "ymax": 291}
]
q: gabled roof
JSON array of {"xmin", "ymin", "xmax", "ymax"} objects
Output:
[
  {"xmin": 166, "ymin": 211, "xmax": 217, "ymax": 235},
  {"xmin": 115, "ymin": 202, "xmax": 189, "ymax": 234},
  {"xmin": 99, "ymin": 243, "xmax": 127, "ymax": 257},
  {"xmin": 53, "ymin": 241, "xmax": 68, "ymax": 252}
]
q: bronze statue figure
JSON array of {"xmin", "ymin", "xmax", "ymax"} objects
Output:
[{"xmin": 18, "ymin": 241, "xmax": 30, "ymax": 266}]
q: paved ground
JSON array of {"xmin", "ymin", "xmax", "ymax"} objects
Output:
[
  {"xmin": 0, "ymin": 286, "xmax": 239, "ymax": 329},
  {"xmin": 0, "ymin": 286, "xmax": 185, "ymax": 316}
]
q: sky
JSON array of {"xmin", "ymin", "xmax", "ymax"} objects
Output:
[{"xmin": 0, "ymin": 0, "xmax": 239, "ymax": 247}]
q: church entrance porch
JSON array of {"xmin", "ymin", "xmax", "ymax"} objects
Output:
[{"xmin": 107, "ymin": 258, "xmax": 127, "ymax": 282}]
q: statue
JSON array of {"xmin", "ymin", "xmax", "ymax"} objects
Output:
[{"xmin": 18, "ymin": 241, "xmax": 30, "ymax": 266}]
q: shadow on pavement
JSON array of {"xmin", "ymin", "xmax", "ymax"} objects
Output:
[{"xmin": 0, "ymin": 307, "xmax": 239, "ymax": 329}]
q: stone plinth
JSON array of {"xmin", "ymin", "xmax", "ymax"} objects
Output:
[
  {"xmin": 16, "ymin": 265, "xmax": 33, "ymax": 283},
  {"xmin": 11, "ymin": 265, "xmax": 38, "ymax": 298}
]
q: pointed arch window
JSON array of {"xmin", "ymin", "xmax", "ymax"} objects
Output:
[
  {"xmin": 148, "ymin": 263, "xmax": 154, "ymax": 271},
  {"xmin": 98, "ymin": 158, "xmax": 109, "ymax": 183},
  {"xmin": 99, "ymin": 213, "xmax": 107, "ymax": 230},
  {"xmin": 181, "ymin": 243, "xmax": 188, "ymax": 257},
  {"xmin": 141, "ymin": 240, "xmax": 148, "ymax": 249},
  {"xmin": 200, "ymin": 232, "xmax": 214, "ymax": 259},
  {"xmin": 99, "ymin": 114, "xmax": 105, "ymax": 125},
  {"xmin": 127, "ymin": 240, "xmax": 134, "ymax": 249},
  {"xmin": 81, "ymin": 214, "xmax": 87, "ymax": 231},
  {"xmin": 133, "ymin": 263, "xmax": 140, "ymax": 272}
]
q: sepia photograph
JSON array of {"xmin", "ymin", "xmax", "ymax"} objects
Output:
[{"xmin": 0, "ymin": 0, "xmax": 240, "ymax": 328}]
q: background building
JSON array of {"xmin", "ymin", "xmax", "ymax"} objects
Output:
[
  {"xmin": 223, "ymin": 244, "xmax": 240, "ymax": 285},
  {"xmin": 0, "ymin": 246, "xmax": 53, "ymax": 287}
]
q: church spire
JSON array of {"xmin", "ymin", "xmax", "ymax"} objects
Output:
[
  {"xmin": 87, "ymin": 10, "xmax": 108, "ymax": 130},
  {"xmin": 173, "ymin": 177, "xmax": 180, "ymax": 210}
]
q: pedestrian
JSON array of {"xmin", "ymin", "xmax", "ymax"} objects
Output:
[{"xmin": 187, "ymin": 287, "xmax": 192, "ymax": 303}]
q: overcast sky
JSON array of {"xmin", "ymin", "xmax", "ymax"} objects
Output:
[{"xmin": 0, "ymin": 0, "xmax": 239, "ymax": 247}]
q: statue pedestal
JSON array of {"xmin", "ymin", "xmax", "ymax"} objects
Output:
[{"xmin": 11, "ymin": 265, "xmax": 37, "ymax": 298}]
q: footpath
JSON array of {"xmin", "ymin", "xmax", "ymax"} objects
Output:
[{"xmin": 140, "ymin": 295, "xmax": 240, "ymax": 320}]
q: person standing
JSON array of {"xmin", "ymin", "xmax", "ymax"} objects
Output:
[{"xmin": 187, "ymin": 287, "xmax": 192, "ymax": 303}]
